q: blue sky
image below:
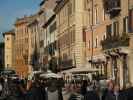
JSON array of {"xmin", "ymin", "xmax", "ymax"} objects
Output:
[{"xmin": 0, "ymin": 0, "xmax": 42, "ymax": 42}]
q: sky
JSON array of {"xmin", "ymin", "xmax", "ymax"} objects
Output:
[{"xmin": 0, "ymin": 0, "xmax": 42, "ymax": 42}]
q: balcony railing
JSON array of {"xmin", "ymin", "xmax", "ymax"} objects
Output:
[
  {"xmin": 101, "ymin": 33, "xmax": 130, "ymax": 50},
  {"xmin": 60, "ymin": 59, "xmax": 74, "ymax": 70},
  {"xmin": 103, "ymin": 0, "xmax": 121, "ymax": 18}
]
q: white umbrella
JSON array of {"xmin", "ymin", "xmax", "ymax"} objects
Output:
[
  {"xmin": 33, "ymin": 70, "xmax": 43, "ymax": 74},
  {"xmin": 40, "ymin": 70, "xmax": 62, "ymax": 79}
]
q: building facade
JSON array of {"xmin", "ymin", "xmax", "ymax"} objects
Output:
[
  {"xmin": 84, "ymin": 0, "xmax": 133, "ymax": 88},
  {"xmin": 6, "ymin": 0, "xmax": 133, "ymax": 87},
  {"xmin": 38, "ymin": 0, "xmax": 57, "ymax": 70},
  {"xmin": 54, "ymin": 0, "xmax": 86, "ymax": 70},
  {"xmin": 43, "ymin": 14, "xmax": 58, "ymax": 72},
  {"xmin": 14, "ymin": 15, "xmax": 36, "ymax": 78},
  {"xmin": 37, "ymin": 9, "xmax": 46, "ymax": 69},
  {"xmin": 27, "ymin": 18, "xmax": 40, "ymax": 72},
  {"xmin": 3, "ymin": 30, "xmax": 15, "ymax": 69}
]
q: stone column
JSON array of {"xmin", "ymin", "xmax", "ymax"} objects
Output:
[
  {"xmin": 118, "ymin": 56, "xmax": 123, "ymax": 88},
  {"xmin": 129, "ymin": 34, "xmax": 133, "ymax": 86}
]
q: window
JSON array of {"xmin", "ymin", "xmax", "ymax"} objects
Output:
[
  {"xmin": 113, "ymin": 21, "xmax": 119, "ymax": 36},
  {"xmin": 40, "ymin": 40, "xmax": 44, "ymax": 47},
  {"xmin": 70, "ymin": 26, "xmax": 75, "ymax": 44},
  {"xmin": 129, "ymin": 10, "xmax": 133, "ymax": 32},
  {"xmin": 73, "ymin": 0, "xmax": 75, "ymax": 13},
  {"xmin": 88, "ymin": 10, "xmax": 91, "ymax": 25},
  {"xmin": 63, "ymin": 53, "xmax": 68, "ymax": 60},
  {"xmin": 6, "ymin": 37, "xmax": 9, "ymax": 41},
  {"xmin": 103, "ymin": 34, "xmax": 106, "ymax": 40},
  {"xmin": 103, "ymin": 9, "xmax": 105, "ymax": 21},
  {"xmin": 49, "ymin": 22, "xmax": 56, "ymax": 33},
  {"xmin": 106, "ymin": 24, "xmax": 112, "ymax": 38},
  {"xmin": 123, "ymin": 17, "xmax": 129, "ymax": 33},
  {"xmin": 95, "ymin": 37, "xmax": 98, "ymax": 48},
  {"xmin": 68, "ymin": 2, "xmax": 72, "ymax": 15},
  {"xmin": 25, "ymin": 38, "xmax": 28, "ymax": 43},
  {"xmin": 7, "ymin": 64, "xmax": 9, "ymax": 67},
  {"xmin": 24, "ymin": 56, "xmax": 28, "ymax": 65},
  {"xmin": 88, "ymin": 40, "xmax": 91, "ymax": 50},
  {"xmin": 94, "ymin": 8, "xmax": 98, "ymax": 24}
]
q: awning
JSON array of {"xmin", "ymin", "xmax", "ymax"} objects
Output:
[
  {"xmin": 40, "ymin": 70, "xmax": 62, "ymax": 79},
  {"xmin": 61, "ymin": 67, "xmax": 99, "ymax": 74},
  {"xmin": 88, "ymin": 54, "xmax": 106, "ymax": 64}
]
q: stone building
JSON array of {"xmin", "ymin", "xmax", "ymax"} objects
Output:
[
  {"xmin": 54, "ymin": 0, "xmax": 86, "ymax": 71},
  {"xmin": 27, "ymin": 18, "xmax": 41, "ymax": 72},
  {"xmin": 38, "ymin": 0, "xmax": 57, "ymax": 70},
  {"xmin": 43, "ymin": 14, "xmax": 58, "ymax": 72},
  {"xmin": 37, "ymin": 9, "xmax": 46, "ymax": 68},
  {"xmin": 84, "ymin": 0, "xmax": 133, "ymax": 88},
  {"xmin": 14, "ymin": 15, "xmax": 36, "ymax": 78},
  {"xmin": 3, "ymin": 30, "xmax": 15, "ymax": 69}
]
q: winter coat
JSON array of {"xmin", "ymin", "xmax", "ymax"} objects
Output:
[
  {"xmin": 84, "ymin": 91, "xmax": 100, "ymax": 100},
  {"xmin": 26, "ymin": 86, "xmax": 46, "ymax": 100}
]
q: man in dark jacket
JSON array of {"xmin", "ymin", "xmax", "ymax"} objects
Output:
[
  {"xmin": 104, "ymin": 81, "xmax": 114, "ymax": 100},
  {"xmin": 84, "ymin": 90, "xmax": 100, "ymax": 100},
  {"xmin": 26, "ymin": 80, "xmax": 46, "ymax": 100},
  {"xmin": 124, "ymin": 87, "xmax": 133, "ymax": 100}
]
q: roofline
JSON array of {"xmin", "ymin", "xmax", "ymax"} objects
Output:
[
  {"xmin": 3, "ymin": 30, "xmax": 15, "ymax": 37},
  {"xmin": 27, "ymin": 19, "xmax": 39, "ymax": 27},
  {"xmin": 40, "ymin": 0, "xmax": 48, "ymax": 6},
  {"xmin": 54, "ymin": 0, "xmax": 69, "ymax": 13}
]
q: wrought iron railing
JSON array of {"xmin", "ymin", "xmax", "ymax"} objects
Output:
[
  {"xmin": 103, "ymin": 0, "xmax": 121, "ymax": 18},
  {"xmin": 101, "ymin": 33, "xmax": 130, "ymax": 50}
]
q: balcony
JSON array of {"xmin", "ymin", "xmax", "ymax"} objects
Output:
[
  {"xmin": 101, "ymin": 33, "xmax": 130, "ymax": 50},
  {"xmin": 60, "ymin": 59, "xmax": 74, "ymax": 70},
  {"xmin": 108, "ymin": 7, "xmax": 121, "ymax": 18},
  {"xmin": 103, "ymin": 0, "xmax": 121, "ymax": 18}
]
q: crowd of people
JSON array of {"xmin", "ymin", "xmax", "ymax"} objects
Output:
[
  {"xmin": 0, "ymin": 74, "xmax": 133, "ymax": 100},
  {"xmin": 63, "ymin": 79, "xmax": 133, "ymax": 100}
]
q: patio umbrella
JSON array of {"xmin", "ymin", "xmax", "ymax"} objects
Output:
[{"xmin": 40, "ymin": 70, "xmax": 62, "ymax": 79}]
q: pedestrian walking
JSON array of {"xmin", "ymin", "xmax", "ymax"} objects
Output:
[
  {"xmin": 121, "ymin": 87, "xmax": 132, "ymax": 100},
  {"xmin": 46, "ymin": 78, "xmax": 63, "ymax": 100},
  {"xmin": 26, "ymin": 79, "xmax": 45, "ymax": 100},
  {"xmin": 84, "ymin": 81, "xmax": 100, "ymax": 100},
  {"xmin": 80, "ymin": 80, "xmax": 88, "ymax": 96},
  {"xmin": 113, "ymin": 84, "xmax": 120, "ymax": 100},
  {"xmin": 104, "ymin": 80, "xmax": 115, "ymax": 100},
  {"xmin": 0, "ymin": 77, "xmax": 3, "ymax": 96}
]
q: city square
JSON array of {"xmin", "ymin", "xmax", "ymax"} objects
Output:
[{"xmin": 0, "ymin": 0, "xmax": 133, "ymax": 100}]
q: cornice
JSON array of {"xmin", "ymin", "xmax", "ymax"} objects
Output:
[{"xmin": 54, "ymin": 0, "xmax": 69, "ymax": 14}]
